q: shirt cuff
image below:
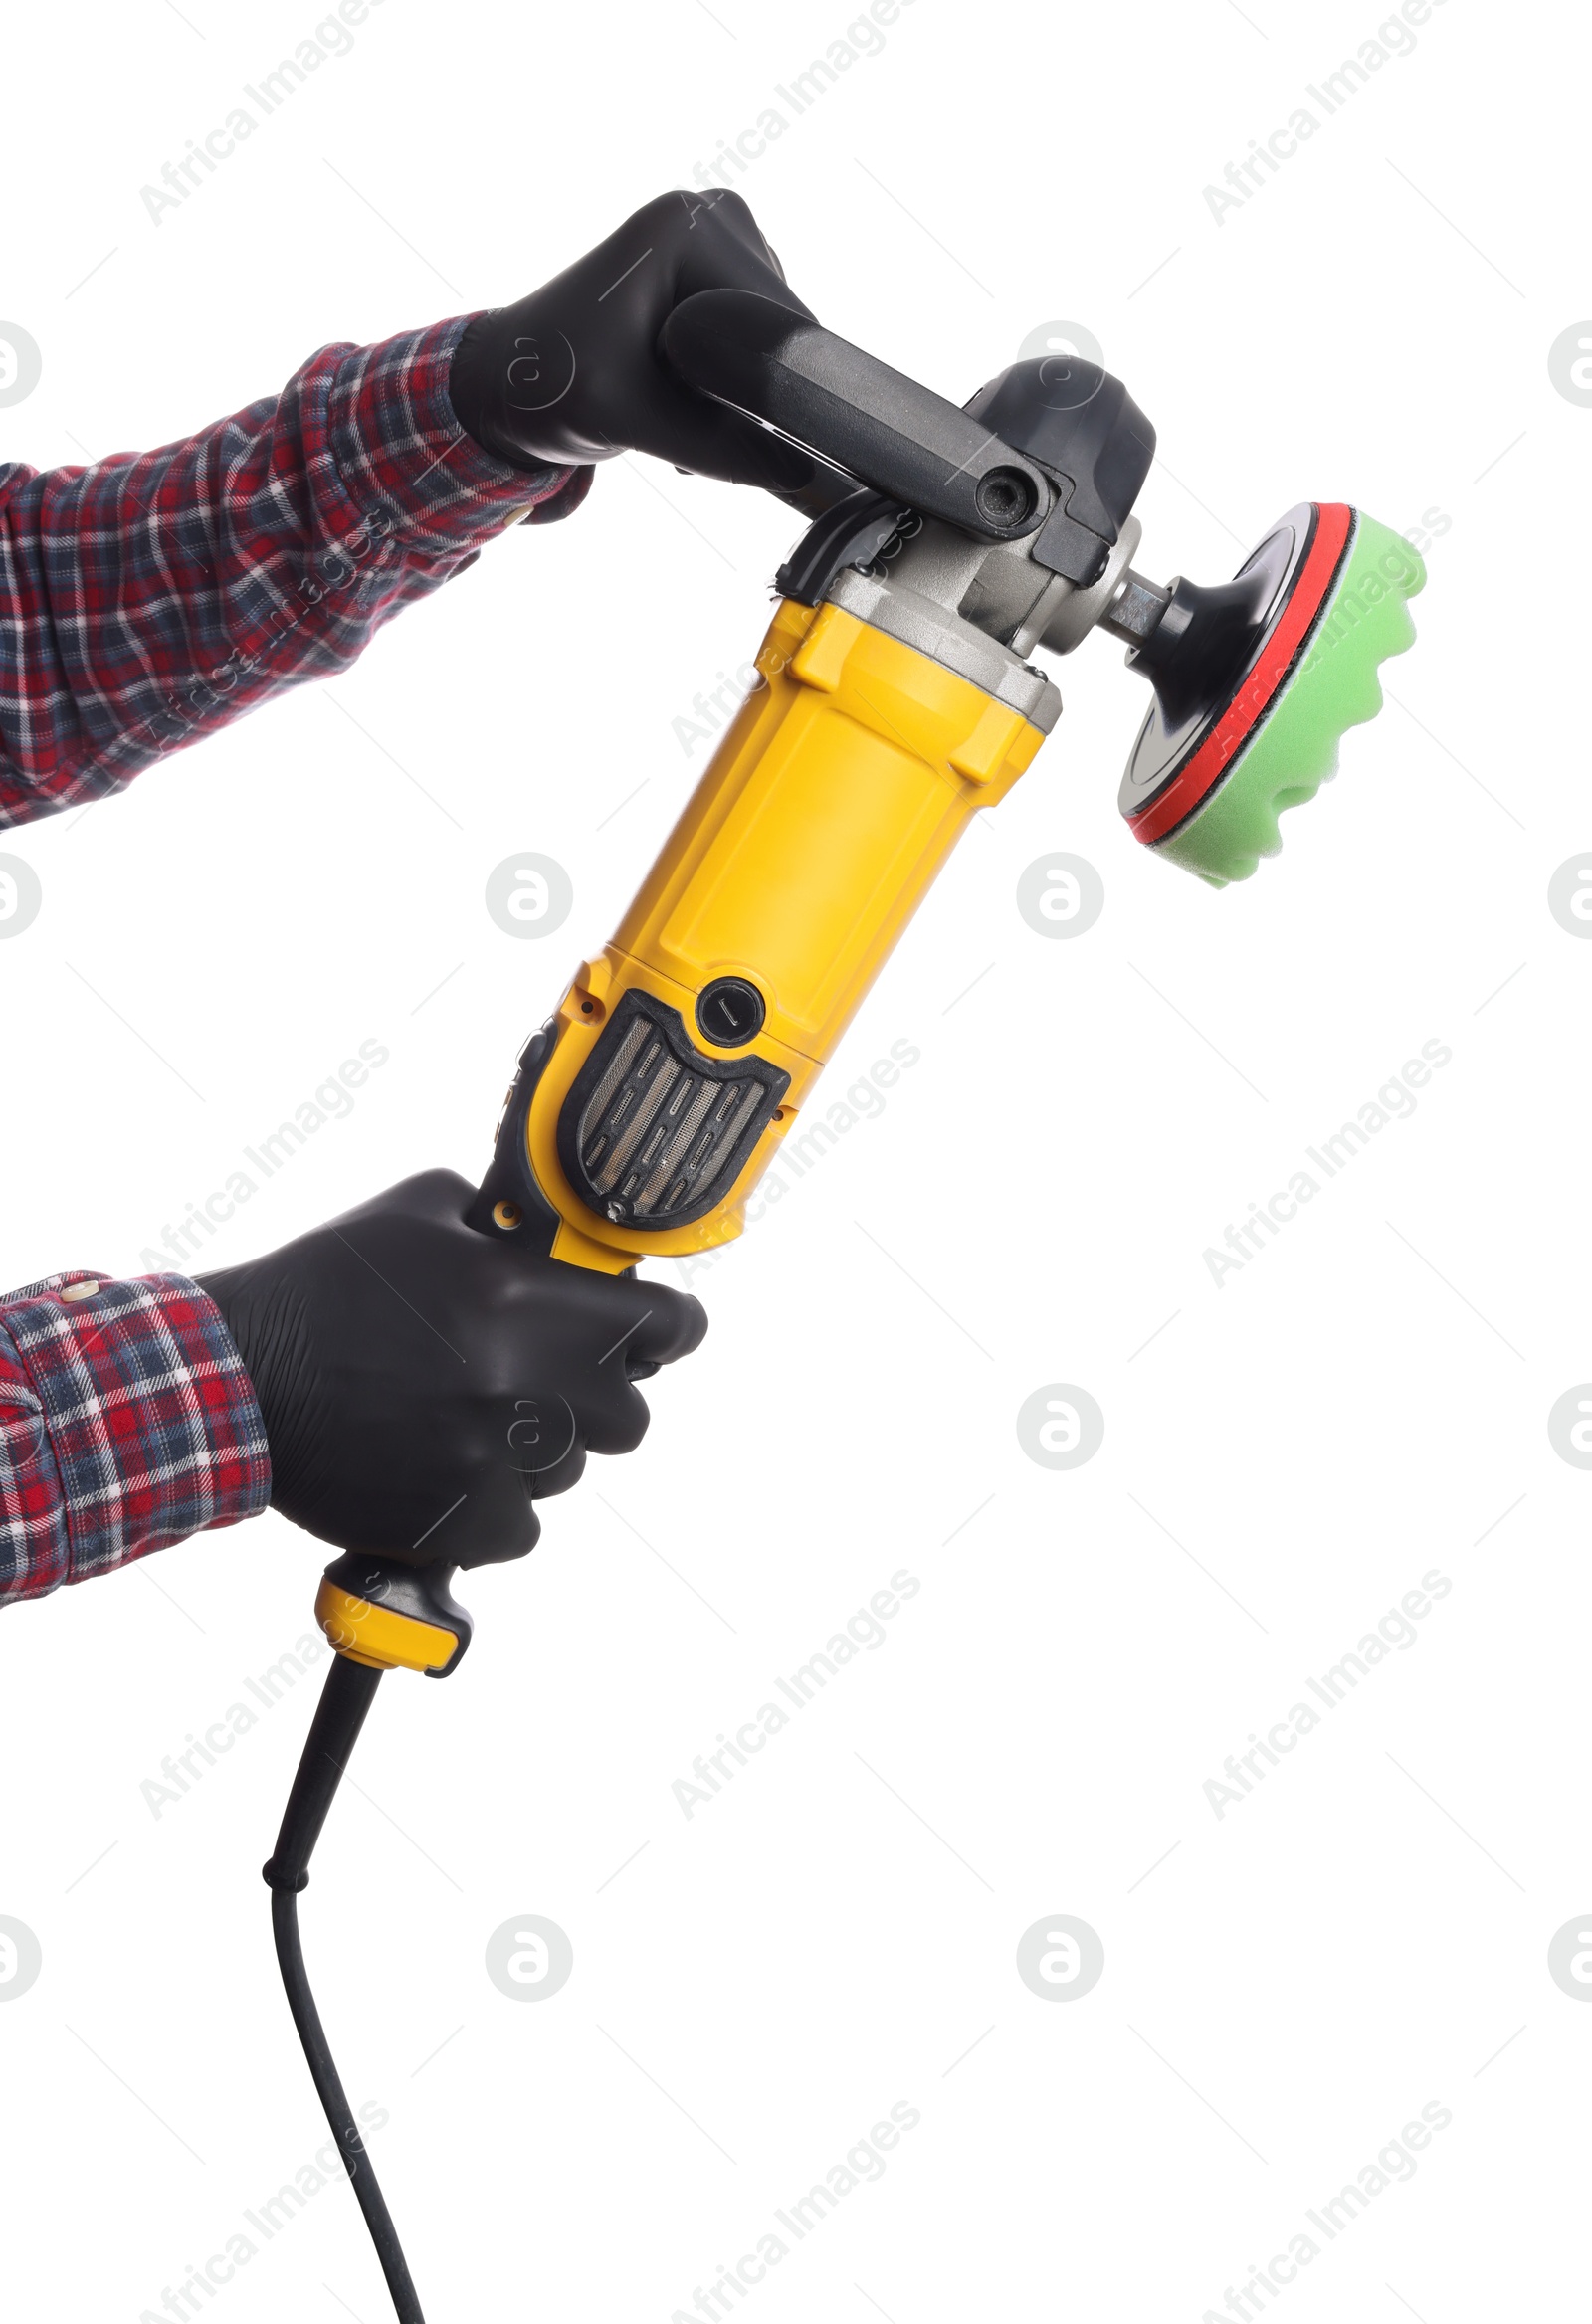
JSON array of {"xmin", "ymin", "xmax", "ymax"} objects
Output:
[
  {"xmin": 326, "ymin": 314, "xmax": 585, "ymax": 554},
  {"xmin": 0, "ymin": 1269, "xmax": 271, "ymax": 1604}
]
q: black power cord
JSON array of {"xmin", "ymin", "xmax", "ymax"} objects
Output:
[{"xmin": 264, "ymin": 1654, "xmax": 426, "ymax": 2324}]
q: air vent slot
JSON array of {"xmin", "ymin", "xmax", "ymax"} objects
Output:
[{"xmin": 556, "ymin": 990, "xmax": 788, "ymax": 1231}]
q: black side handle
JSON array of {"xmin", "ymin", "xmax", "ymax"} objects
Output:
[{"xmin": 661, "ymin": 290, "xmax": 1052, "ymax": 543}]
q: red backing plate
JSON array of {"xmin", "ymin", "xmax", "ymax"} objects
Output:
[{"xmin": 1126, "ymin": 502, "xmax": 1354, "ymax": 848}]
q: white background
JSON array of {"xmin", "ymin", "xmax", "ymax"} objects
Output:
[{"xmin": 1, "ymin": 1, "xmax": 1587, "ymax": 2318}]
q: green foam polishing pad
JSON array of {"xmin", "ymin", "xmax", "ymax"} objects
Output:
[{"xmin": 1117, "ymin": 503, "xmax": 1425, "ymax": 887}]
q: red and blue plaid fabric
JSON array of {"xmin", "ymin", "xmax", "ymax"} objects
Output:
[
  {"xmin": 0, "ymin": 1270, "xmax": 271, "ymax": 1604},
  {"xmin": 0, "ymin": 313, "xmax": 582, "ymax": 818},
  {"xmin": 0, "ymin": 318, "xmax": 583, "ymax": 1603}
]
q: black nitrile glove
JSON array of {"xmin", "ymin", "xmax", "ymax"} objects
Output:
[
  {"xmin": 198, "ymin": 1170, "xmax": 705, "ymax": 1569},
  {"xmin": 448, "ymin": 187, "xmax": 826, "ymax": 495}
]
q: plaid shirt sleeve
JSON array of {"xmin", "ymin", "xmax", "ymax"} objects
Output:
[
  {"xmin": 0, "ymin": 1269, "xmax": 271, "ymax": 1607},
  {"xmin": 0, "ymin": 314, "xmax": 589, "ymax": 821}
]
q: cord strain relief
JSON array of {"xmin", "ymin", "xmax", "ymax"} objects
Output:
[{"xmin": 262, "ymin": 1860, "xmax": 310, "ymax": 1894}]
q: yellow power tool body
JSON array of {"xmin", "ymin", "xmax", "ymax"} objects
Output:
[
  {"xmin": 471, "ymin": 590, "xmax": 1052, "ymax": 1275},
  {"xmin": 461, "ymin": 289, "xmax": 1169, "ymax": 1291}
]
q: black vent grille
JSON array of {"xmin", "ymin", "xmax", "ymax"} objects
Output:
[{"xmin": 556, "ymin": 990, "xmax": 788, "ymax": 1231}]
